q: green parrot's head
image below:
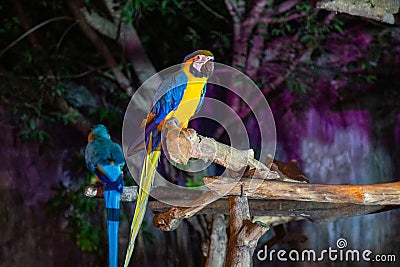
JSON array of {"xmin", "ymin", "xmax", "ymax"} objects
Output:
[
  {"xmin": 88, "ymin": 124, "xmax": 110, "ymax": 141},
  {"xmin": 184, "ymin": 50, "xmax": 214, "ymax": 78}
]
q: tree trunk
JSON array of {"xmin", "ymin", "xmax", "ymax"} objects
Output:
[
  {"xmin": 205, "ymin": 214, "xmax": 227, "ymax": 267},
  {"xmin": 225, "ymin": 196, "xmax": 268, "ymax": 267}
]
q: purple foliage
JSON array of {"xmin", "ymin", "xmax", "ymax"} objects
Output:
[{"xmin": 323, "ymin": 27, "xmax": 372, "ymax": 68}]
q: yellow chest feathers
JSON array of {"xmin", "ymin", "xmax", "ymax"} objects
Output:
[{"xmin": 166, "ymin": 64, "xmax": 207, "ymax": 127}]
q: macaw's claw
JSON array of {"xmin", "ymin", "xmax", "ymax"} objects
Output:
[{"xmin": 183, "ymin": 128, "xmax": 196, "ymax": 136}]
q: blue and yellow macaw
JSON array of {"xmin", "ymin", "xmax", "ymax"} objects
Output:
[
  {"xmin": 85, "ymin": 125, "xmax": 125, "ymax": 267},
  {"xmin": 124, "ymin": 50, "xmax": 214, "ymax": 266}
]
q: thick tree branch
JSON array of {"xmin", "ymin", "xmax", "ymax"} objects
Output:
[
  {"xmin": 84, "ymin": 184, "xmax": 205, "ymax": 203},
  {"xmin": 84, "ymin": 184, "xmax": 138, "ymax": 202},
  {"xmin": 163, "ymin": 120, "xmax": 285, "ymax": 181},
  {"xmin": 204, "ymin": 177, "xmax": 400, "ymax": 205},
  {"xmin": 224, "ymin": 0, "xmax": 237, "ymax": 19},
  {"xmin": 153, "ymin": 191, "xmax": 219, "ymax": 231},
  {"xmin": 205, "ymin": 214, "xmax": 227, "ymax": 267},
  {"xmin": 66, "ymin": 0, "xmax": 134, "ymax": 95},
  {"xmin": 245, "ymin": 25, "xmax": 265, "ymax": 80},
  {"xmin": 86, "ymin": 183, "xmax": 397, "ymax": 223},
  {"xmin": 81, "ymin": 0, "xmax": 158, "ymax": 85},
  {"xmin": 81, "ymin": 8, "xmax": 117, "ymax": 38},
  {"xmin": 225, "ymin": 0, "xmax": 267, "ymax": 71},
  {"xmin": 149, "ymin": 198, "xmax": 395, "ymax": 223},
  {"xmin": 317, "ymin": 0, "xmax": 400, "ymax": 24},
  {"xmin": 225, "ymin": 196, "xmax": 268, "ymax": 267},
  {"xmin": 242, "ymin": 0, "xmax": 268, "ymax": 31}
]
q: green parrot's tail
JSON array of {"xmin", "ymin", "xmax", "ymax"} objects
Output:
[{"xmin": 124, "ymin": 150, "xmax": 160, "ymax": 267}]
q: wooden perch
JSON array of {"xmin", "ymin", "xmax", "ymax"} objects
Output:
[
  {"xmin": 150, "ymin": 199, "xmax": 394, "ymax": 223},
  {"xmin": 225, "ymin": 196, "xmax": 268, "ymax": 267},
  {"xmin": 85, "ymin": 181, "xmax": 399, "ymax": 223},
  {"xmin": 150, "ymin": 149, "xmax": 308, "ymax": 232},
  {"xmin": 84, "ymin": 184, "xmax": 138, "ymax": 202},
  {"xmin": 205, "ymin": 214, "xmax": 227, "ymax": 267},
  {"xmin": 317, "ymin": 0, "xmax": 399, "ymax": 24},
  {"xmin": 163, "ymin": 119, "xmax": 295, "ymax": 181},
  {"xmin": 84, "ymin": 122, "xmax": 400, "ymax": 266},
  {"xmin": 203, "ymin": 177, "xmax": 400, "ymax": 205},
  {"xmin": 84, "ymin": 184, "xmax": 207, "ymax": 203},
  {"xmin": 153, "ymin": 191, "xmax": 220, "ymax": 231},
  {"xmin": 148, "ymin": 177, "xmax": 400, "ymax": 230}
]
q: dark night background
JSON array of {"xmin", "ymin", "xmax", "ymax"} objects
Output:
[{"xmin": 1, "ymin": 0, "xmax": 400, "ymax": 266}]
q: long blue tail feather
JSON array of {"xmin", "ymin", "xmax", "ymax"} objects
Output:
[
  {"xmin": 85, "ymin": 125, "xmax": 125, "ymax": 267},
  {"xmin": 98, "ymin": 163, "xmax": 123, "ymax": 267},
  {"xmin": 104, "ymin": 190, "xmax": 120, "ymax": 267}
]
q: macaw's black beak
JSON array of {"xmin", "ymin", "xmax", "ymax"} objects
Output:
[{"xmin": 201, "ymin": 59, "xmax": 214, "ymax": 78}]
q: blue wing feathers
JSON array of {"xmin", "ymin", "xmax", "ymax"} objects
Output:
[
  {"xmin": 86, "ymin": 136, "xmax": 124, "ymax": 192},
  {"xmin": 85, "ymin": 138, "xmax": 124, "ymax": 167},
  {"xmin": 145, "ymin": 71, "xmax": 188, "ymax": 151},
  {"xmin": 152, "ymin": 71, "xmax": 187, "ymax": 122}
]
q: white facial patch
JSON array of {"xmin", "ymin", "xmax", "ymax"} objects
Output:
[{"xmin": 192, "ymin": 55, "xmax": 214, "ymax": 72}]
